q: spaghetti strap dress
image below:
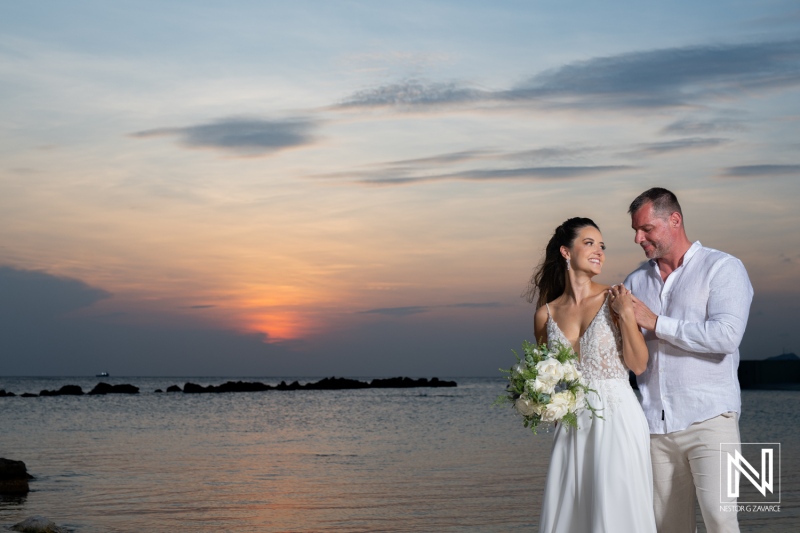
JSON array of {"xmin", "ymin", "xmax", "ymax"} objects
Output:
[{"xmin": 538, "ymin": 298, "xmax": 657, "ymax": 533}]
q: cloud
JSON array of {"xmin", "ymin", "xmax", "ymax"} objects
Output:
[
  {"xmin": 660, "ymin": 119, "xmax": 746, "ymax": 135},
  {"xmin": 339, "ymin": 79, "xmax": 484, "ymax": 107},
  {"xmin": 720, "ymin": 164, "xmax": 800, "ymax": 177},
  {"xmin": 360, "ymin": 302, "xmax": 506, "ymax": 316},
  {"xmin": 508, "ymin": 146, "xmax": 602, "ymax": 162},
  {"xmin": 380, "ymin": 146, "xmax": 600, "ymax": 168},
  {"xmin": 446, "ymin": 302, "xmax": 505, "ymax": 309},
  {"xmin": 353, "ymin": 165, "xmax": 636, "ymax": 186},
  {"xmin": 0, "ymin": 266, "xmax": 110, "ymax": 319},
  {"xmin": 132, "ymin": 117, "xmax": 317, "ymax": 156},
  {"xmin": 340, "ymin": 40, "xmax": 800, "ymax": 110},
  {"xmin": 360, "ymin": 306, "xmax": 431, "ymax": 317},
  {"xmin": 380, "ymin": 149, "xmax": 496, "ymax": 167},
  {"xmin": 0, "ymin": 266, "xmax": 297, "ymax": 376},
  {"xmin": 312, "ymin": 141, "xmax": 632, "ymax": 186},
  {"xmin": 506, "ymin": 40, "xmax": 800, "ymax": 108},
  {"xmin": 311, "ymin": 144, "xmax": 620, "ymax": 186},
  {"xmin": 622, "ymin": 137, "xmax": 730, "ymax": 157}
]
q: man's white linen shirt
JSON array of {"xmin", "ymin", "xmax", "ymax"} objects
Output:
[{"xmin": 624, "ymin": 241, "xmax": 753, "ymax": 434}]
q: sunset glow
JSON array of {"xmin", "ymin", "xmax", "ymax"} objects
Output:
[{"xmin": 2, "ymin": 1, "xmax": 799, "ymax": 376}]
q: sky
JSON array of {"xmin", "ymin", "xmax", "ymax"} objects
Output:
[{"xmin": 1, "ymin": 0, "xmax": 799, "ymax": 377}]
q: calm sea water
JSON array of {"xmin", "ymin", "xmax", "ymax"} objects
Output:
[{"xmin": 0, "ymin": 377, "xmax": 797, "ymax": 532}]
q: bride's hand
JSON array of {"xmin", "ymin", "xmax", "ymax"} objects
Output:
[{"xmin": 608, "ymin": 284, "xmax": 634, "ymax": 319}]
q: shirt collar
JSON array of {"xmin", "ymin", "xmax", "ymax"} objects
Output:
[
  {"xmin": 682, "ymin": 241, "xmax": 702, "ymax": 265},
  {"xmin": 649, "ymin": 240, "xmax": 702, "ymax": 273}
]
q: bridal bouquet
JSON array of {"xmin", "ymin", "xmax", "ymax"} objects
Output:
[{"xmin": 496, "ymin": 340, "xmax": 597, "ymax": 433}]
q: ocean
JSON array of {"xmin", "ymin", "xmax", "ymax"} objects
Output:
[{"xmin": 0, "ymin": 377, "xmax": 797, "ymax": 532}]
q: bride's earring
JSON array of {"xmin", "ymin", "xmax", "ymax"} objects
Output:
[{"xmin": 566, "ymin": 258, "xmax": 571, "ymax": 271}]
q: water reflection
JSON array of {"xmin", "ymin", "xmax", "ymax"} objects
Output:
[
  {"xmin": 0, "ymin": 379, "xmax": 796, "ymax": 532},
  {"xmin": 0, "ymin": 493, "xmax": 28, "ymax": 508}
]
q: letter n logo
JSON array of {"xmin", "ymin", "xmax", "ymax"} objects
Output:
[{"xmin": 720, "ymin": 443, "xmax": 781, "ymax": 504}]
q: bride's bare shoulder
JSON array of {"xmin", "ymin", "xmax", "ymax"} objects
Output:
[
  {"xmin": 534, "ymin": 303, "xmax": 549, "ymax": 322},
  {"xmin": 593, "ymin": 283, "xmax": 612, "ymax": 300},
  {"xmin": 534, "ymin": 304, "xmax": 550, "ymax": 344}
]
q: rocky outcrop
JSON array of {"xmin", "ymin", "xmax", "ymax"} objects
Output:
[
  {"xmin": 183, "ymin": 380, "xmax": 272, "ymax": 393},
  {"xmin": 370, "ymin": 376, "xmax": 456, "ymax": 388},
  {"xmin": 11, "ymin": 515, "xmax": 68, "ymax": 533},
  {"xmin": 88, "ymin": 383, "xmax": 139, "ymax": 395},
  {"xmin": 39, "ymin": 385, "xmax": 84, "ymax": 397},
  {"xmin": 306, "ymin": 377, "xmax": 371, "ymax": 390},
  {"xmin": 739, "ymin": 354, "xmax": 800, "ymax": 389},
  {"xmin": 180, "ymin": 376, "xmax": 457, "ymax": 393},
  {"xmin": 0, "ymin": 389, "xmax": 16, "ymax": 397},
  {"xmin": 0, "ymin": 458, "xmax": 33, "ymax": 493},
  {"xmin": 6, "ymin": 377, "xmax": 457, "ymax": 398}
]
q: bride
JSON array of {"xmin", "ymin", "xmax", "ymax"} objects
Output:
[{"xmin": 529, "ymin": 217, "xmax": 656, "ymax": 533}]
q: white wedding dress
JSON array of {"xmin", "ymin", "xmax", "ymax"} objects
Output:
[{"xmin": 538, "ymin": 297, "xmax": 656, "ymax": 533}]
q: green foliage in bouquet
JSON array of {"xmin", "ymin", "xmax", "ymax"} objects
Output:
[{"xmin": 495, "ymin": 340, "xmax": 599, "ymax": 434}]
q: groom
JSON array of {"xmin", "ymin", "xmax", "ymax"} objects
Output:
[{"xmin": 623, "ymin": 188, "xmax": 753, "ymax": 533}]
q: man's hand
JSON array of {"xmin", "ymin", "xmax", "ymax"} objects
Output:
[{"xmin": 630, "ymin": 295, "xmax": 658, "ymax": 331}]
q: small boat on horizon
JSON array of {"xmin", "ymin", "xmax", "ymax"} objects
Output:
[{"xmin": 96, "ymin": 371, "xmax": 109, "ymax": 377}]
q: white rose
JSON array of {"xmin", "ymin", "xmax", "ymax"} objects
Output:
[
  {"xmin": 536, "ymin": 358, "xmax": 565, "ymax": 382},
  {"xmin": 552, "ymin": 390, "xmax": 573, "ymax": 406},
  {"xmin": 531, "ymin": 358, "xmax": 565, "ymax": 393},
  {"xmin": 514, "ymin": 395, "xmax": 537, "ymax": 417},
  {"xmin": 541, "ymin": 391, "xmax": 571, "ymax": 422},
  {"xmin": 562, "ymin": 361, "xmax": 580, "ymax": 382},
  {"xmin": 531, "ymin": 376, "xmax": 554, "ymax": 395}
]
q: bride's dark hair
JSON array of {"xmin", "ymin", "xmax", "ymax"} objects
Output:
[{"xmin": 524, "ymin": 217, "xmax": 600, "ymax": 308}]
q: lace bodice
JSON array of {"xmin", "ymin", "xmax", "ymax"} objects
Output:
[{"xmin": 546, "ymin": 297, "xmax": 629, "ymax": 382}]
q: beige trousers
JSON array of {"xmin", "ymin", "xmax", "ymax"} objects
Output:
[{"xmin": 650, "ymin": 412, "xmax": 741, "ymax": 533}]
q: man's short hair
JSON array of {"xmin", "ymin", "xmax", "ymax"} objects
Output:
[{"xmin": 628, "ymin": 187, "xmax": 683, "ymax": 220}]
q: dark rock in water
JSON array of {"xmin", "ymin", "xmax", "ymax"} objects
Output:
[
  {"xmin": 0, "ymin": 458, "xmax": 33, "ymax": 493},
  {"xmin": 429, "ymin": 377, "xmax": 457, "ymax": 387},
  {"xmin": 370, "ymin": 376, "xmax": 457, "ymax": 388},
  {"xmin": 306, "ymin": 376, "xmax": 370, "ymax": 390},
  {"xmin": 215, "ymin": 380, "xmax": 272, "ymax": 393},
  {"xmin": 276, "ymin": 380, "xmax": 302, "ymax": 390},
  {"xmin": 154, "ymin": 389, "xmax": 163, "ymax": 393},
  {"xmin": 182, "ymin": 382, "xmax": 209, "ymax": 393},
  {"xmin": 183, "ymin": 376, "xmax": 457, "ymax": 393},
  {"xmin": 0, "ymin": 389, "xmax": 16, "ymax": 397},
  {"xmin": 20, "ymin": 393, "xmax": 38, "ymax": 398},
  {"xmin": 11, "ymin": 515, "xmax": 68, "ymax": 533},
  {"xmin": 166, "ymin": 384, "xmax": 182, "ymax": 393},
  {"xmin": 39, "ymin": 385, "xmax": 84, "ymax": 397},
  {"xmin": 183, "ymin": 381, "xmax": 273, "ymax": 393},
  {"xmin": 88, "ymin": 382, "xmax": 139, "ymax": 395},
  {"xmin": 739, "ymin": 357, "xmax": 800, "ymax": 389}
]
